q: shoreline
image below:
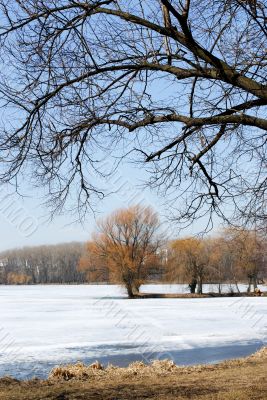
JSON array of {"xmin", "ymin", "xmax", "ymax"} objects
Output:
[
  {"xmin": 133, "ymin": 291, "xmax": 267, "ymax": 298},
  {"xmin": 1, "ymin": 284, "xmax": 266, "ymax": 299},
  {"xmin": 1, "ymin": 347, "xmax": 267, "ymax": 399}
]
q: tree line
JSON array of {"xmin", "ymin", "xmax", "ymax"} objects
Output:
[
  {"xmin": 166, "ymin": 231, "xmax": 266, "ymax": 295},
  {"xmin": 1, "ymin": 206, "xmax": 266, "ymax": 294},
  {"xmin": 0, "ymin": 243, "xmax": 85, "ymax": 284},
  {"xmin": 79, "ymin": 206, "xmax": 267, "ymax": 297}
]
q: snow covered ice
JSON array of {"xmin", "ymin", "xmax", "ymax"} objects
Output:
[{"xmin": 0, "ymin": 284, "xmax": 266, "ymax": 379}]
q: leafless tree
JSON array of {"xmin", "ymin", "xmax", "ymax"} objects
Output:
[{"xmin": 0, "ymin": 1, "xmax": 266, "ymax": 228}]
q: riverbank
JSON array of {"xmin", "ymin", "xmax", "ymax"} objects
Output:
[
  {"xmin": 0, "ymin": 347, "xmax": 266, "ymax": 399},
  {"xmin": 133, "ymin": 291, "xmax": 267, "ymax": 298}
]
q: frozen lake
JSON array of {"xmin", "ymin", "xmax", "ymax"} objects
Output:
[{"xmin": 0, "ymin": 284, "xmax": 266, "ymax": 379}]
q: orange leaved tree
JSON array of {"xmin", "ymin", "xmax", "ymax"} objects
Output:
[
  {"xmin": 169, "ymin": 237, "xmax": 210, "ymax": 294},
  {"xmin": 80, "ymin": 205, "xmax": 162, "ymax": 298},
  {"xmin": 78, "ymin": 241, "xmax": 110, "ymax": 284},
  {"xmin": 223, "ymin": 228, "xmax": 265, "ymax": 293}
]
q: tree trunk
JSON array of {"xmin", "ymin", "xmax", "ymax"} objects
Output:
[
  {"xmin": 133, "ymin": 281, "xmax": 141, "ymax": 295},
  {"xmin": 189, "ymin": 279, "xmax": 197, "ymax": 293},
  {"xmin": 247, "ymin": 275, "xmax": 253, "ymax": 293},
  {"xmin": 218, "ymin": 283, "xmax": 222, "ymax": 294},
  {"xmin": 253, "ymin": 274, "xmax": 258, "ymax": 291},
  {"xmin": 126, "ymin": 283, "xmax": 134, "ymax": 298},
  {"xmin": 234, "ymin": 281, "xmax": 240, "ymax": 294},
  {"xmin": 197, "ymin": 278, "xmax": 203, "ymax": 294}
]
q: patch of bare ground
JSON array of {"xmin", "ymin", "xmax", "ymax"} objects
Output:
[{"xmin": 0, "ymin": 348, "xmax": 267, "ymax": 400}]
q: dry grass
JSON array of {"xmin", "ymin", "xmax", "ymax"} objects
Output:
[{"xmin": 0, "ymin": 347, "xmax": 267, "ymax": 399}]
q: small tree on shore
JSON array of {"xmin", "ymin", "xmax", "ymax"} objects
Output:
[
  {"xmin": 169, "ymin": 237, "xmax": 209, "ymax": 294},
  {"xmin": 82, "ymin": 205, "xmax": 162, "ymax": 297},
  {"xmin": 207, "ymin": 237, "xmax": 235, "ymax": 294},
  {"xmin": 223, "ymin": 229, "xmax": 266, "ymax": 293}
]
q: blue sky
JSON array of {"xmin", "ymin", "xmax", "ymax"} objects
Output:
[
  {"xmin": 0, "ymin": 157, "xmax": 220, "ymax": 252},
  {"xmin": 0, "ymin": 161, "xmax": 157, "ymax": 251}
]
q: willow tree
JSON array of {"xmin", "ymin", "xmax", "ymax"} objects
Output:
[
  {"xmin": 0, "ymin": 1, "xmax": 266, "ymax": 227},
  {"xmin": 81, "ymin": 205, "xmax": 162, "ymax": 297},
  {"xmin": 169, "ymin": 237, "xmax": 210, "ymax": 294},
  {"xmin": 222, "ymin": 228, "xmax": 266, "ymax": 292}
]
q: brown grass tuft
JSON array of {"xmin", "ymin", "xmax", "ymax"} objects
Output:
[{"xmin": 48, "ymin": 346, "xmax": 267, "ymax": 382}]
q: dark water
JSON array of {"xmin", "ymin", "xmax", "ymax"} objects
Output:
[{"xmin": 0, "ymin": 340, "xmax": 264, "ymax": 380}]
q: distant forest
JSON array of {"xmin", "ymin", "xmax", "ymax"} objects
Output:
[
  {"xmin": 0, "ymin": 227, "xmax": 266, "ymax": 293},
  {"xmin": 0, "ymin": 243, "xmax": 86, "ymax": 284}
]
